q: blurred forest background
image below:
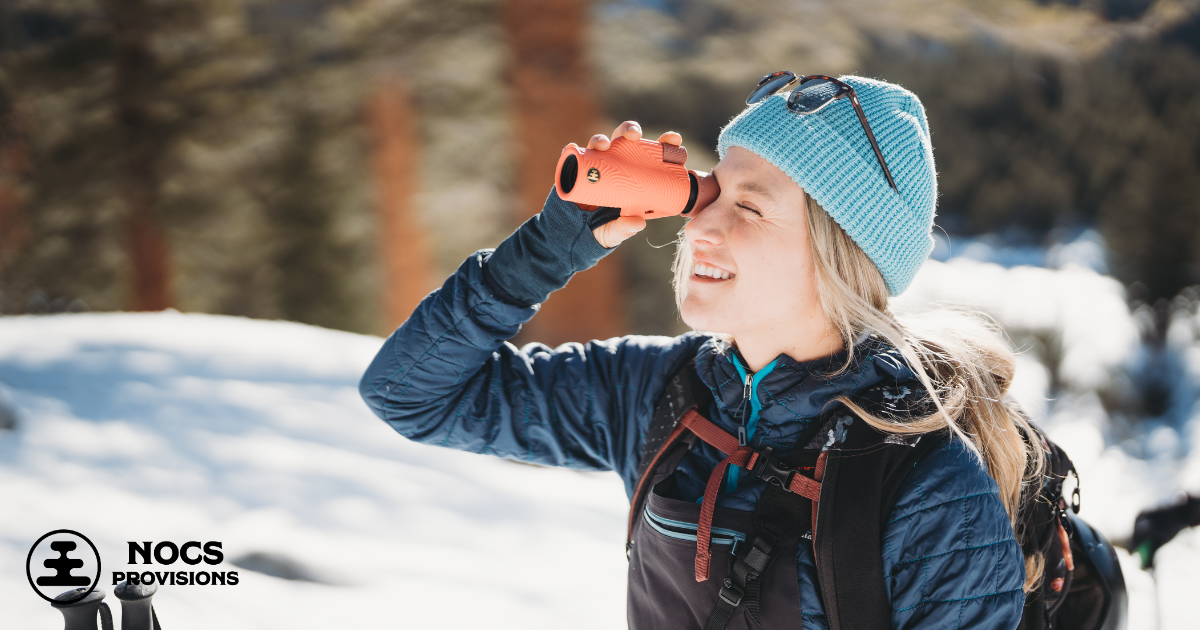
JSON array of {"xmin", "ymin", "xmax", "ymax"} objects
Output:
[{"xmin": 2, "ymin": 0, "xmax": 1199, "ymax": 345}]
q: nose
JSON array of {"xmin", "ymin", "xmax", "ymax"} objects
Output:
[{"xmin": 684, "ymin": 197, "xmax": 727, "ymax": 248}]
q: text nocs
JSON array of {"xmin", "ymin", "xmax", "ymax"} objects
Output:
[{"xmin": 128, "ymin": 541, "xmax": 223, "ymax": 566}]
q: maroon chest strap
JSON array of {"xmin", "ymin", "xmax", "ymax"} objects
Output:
[{"xmin": 628, "ymin": 408, "xmax": 826, "ymax": 582}]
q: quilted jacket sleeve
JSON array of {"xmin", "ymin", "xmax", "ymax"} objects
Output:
[
  {"xmin": 883, "ymin": 437, "xmax": 1026, "ymax": 630},
  {"xmin": 359, "ymin": 250, "xmax": 696, "ymax": 483},
  {"xmin": 359, "ymin": 205, "xmax": 702, "ymax": 492}
]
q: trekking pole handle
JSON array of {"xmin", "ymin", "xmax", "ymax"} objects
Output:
[
  {"xmin": 51, "ymin": 588, "xmax": 114, "ymax": 630},
  {"xmin": 114, "ymin": 581, "xmax": 162, "ymax": 630}
]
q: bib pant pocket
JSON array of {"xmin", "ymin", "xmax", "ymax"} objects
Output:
[{"xmin": 627, "ymin": 485, "xmax": 804, "ymax": 630}]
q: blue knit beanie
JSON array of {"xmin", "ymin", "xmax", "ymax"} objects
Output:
[{"xmin": 716, "ymin": 75, "xmax": 936, "ymax": 296}]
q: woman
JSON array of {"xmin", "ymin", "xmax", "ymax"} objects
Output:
[{"xmin": 361, "ymin": 75, "xmax": 1041, "ymax": 629}]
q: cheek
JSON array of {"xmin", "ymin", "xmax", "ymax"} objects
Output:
[
  {"xmin": 734, "ymin": 233, "xmax": 817, "ymax": 309},
  {"xmin": 679, "ymin": 221, "xmax": 819, "ymax": 331}
]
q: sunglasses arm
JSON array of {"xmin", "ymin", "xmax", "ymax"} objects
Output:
[{"xmin": 848, "ymin": 94, "xmax": 899, "ymax": 191}]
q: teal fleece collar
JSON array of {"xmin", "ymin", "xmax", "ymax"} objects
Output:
[{"xmin": 693, "ymin": 336, "xmax": 918, "ymax": 451}]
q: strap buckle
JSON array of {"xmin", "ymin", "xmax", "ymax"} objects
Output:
[
  {"xmin": 719, "ymin": 578, "xmax": 744, "ymax": 606},
  {"xmin": 747, "ymin": 447, "xmax": 795, "ymax": 488}
]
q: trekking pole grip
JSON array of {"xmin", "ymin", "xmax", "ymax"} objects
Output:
[
  {"xmin": 51, "ymin": 588, "xmax": 114, "ymax": 630},
  {"xmin": 114, "ymin": 581, "xmax": 162, "ymax": 630}
]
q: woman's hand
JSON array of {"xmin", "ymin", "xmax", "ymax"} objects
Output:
[{"xmin": 588, "ymin": 121, "xmax": 684, "ymax": 248}]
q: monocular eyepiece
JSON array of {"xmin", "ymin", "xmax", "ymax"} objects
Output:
[{"xmin": 560, "ymin": 154, "xmax": 579, "ymax": 194}]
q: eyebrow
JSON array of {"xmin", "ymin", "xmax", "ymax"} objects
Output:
[{"xmin": 737, "ymin": 181, "xmax": 775, "ymax": 201}]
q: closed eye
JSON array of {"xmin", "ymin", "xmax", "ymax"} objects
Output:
[{"xmin": 736, "ymin": 202, "xmax": 762, "ymax": 217}]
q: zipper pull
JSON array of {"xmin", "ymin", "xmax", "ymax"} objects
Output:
[{"xmin": 738, "ymin": 373, "xmax": 753, "ymax": 446}]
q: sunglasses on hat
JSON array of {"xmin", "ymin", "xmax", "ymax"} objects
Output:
[{"xmin": 746, "ymin": 72, "xmax": 898, "ymax": 191}]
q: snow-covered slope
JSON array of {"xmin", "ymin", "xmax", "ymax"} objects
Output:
[
  {"xmin": 2, "ymin": 260, "xmax": 1198, "ymax": 629},
  {"xmin": 0, "ymin": 312, "xmax": 631, "ymax": 629}
]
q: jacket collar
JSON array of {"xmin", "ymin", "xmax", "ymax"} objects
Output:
[{"xmin": 692, "ymin": 334, "xmax": 920, "ymax": 448}]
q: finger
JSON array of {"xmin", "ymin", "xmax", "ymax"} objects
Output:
[
  {"xmin": 612, "ymin": 120, "xmax": 643, "ymax": 143},
  {"xmin": 586, "ymin": 134, "xmax": 611, "ymax": 151},
  {"xmin": 592, "ymin": 216, "xmax": 647, "ymax": 249},
  {"xmin": 657, "ymin": 131, "xmax": 682, "ymax": 146}
]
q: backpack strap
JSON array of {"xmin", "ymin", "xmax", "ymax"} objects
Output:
[
  {"xmin": 688, "ymin": 422, "xmax": 825, "ymax": 581},
  {"xmin": 631, "ymin": 361, "xmax": 943, "ymax": 630},
  {"xmin": 705, "ymin": 462, "xmax": 826, "ymax": 630},
  {"xmin": 627, "ymin": 359, "xmax": 711, "ymax": 545},
  {"xmin": 812, "ymin": 417, "xmax": 946, "ymax": 630},
  {"xmin": 1016, "ymin": 419, "xmax": 1080, "ymax": 630},
  {"xmin": 627, "ymin": 360, "xmax": 824, "ymax": 582}
]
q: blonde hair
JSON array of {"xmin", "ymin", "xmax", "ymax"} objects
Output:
[{"xmin": 672, "ymin": 193, "xmax": 1046, "ymax": 592}]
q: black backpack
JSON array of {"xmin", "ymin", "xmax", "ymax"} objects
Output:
[
  {"xmin": 628, "ymin": 361, "xmax": 1126, "ymax": 630},
  {"xmin": 1015, "ymin": 431, "xmax": 1128, "ymax": 630}
]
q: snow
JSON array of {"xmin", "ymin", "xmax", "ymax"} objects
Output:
[
  {"xmin": 2, "ymin": 256, "xmax": 1199, "ymax": 628},
  {"xmin": 896, "ymin": 258, "xmax": 1141, "ymax": 393},
  {"xmin": 931, "ymin": 228, "xmax": 1111, "ymax": 276},
  {"xmin": 0, "ymin": 312, "xmax": 631, "ymax": 628}
]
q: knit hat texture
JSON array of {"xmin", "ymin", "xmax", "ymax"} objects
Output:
[{"xmin": 717, "ymin": 75, "xmax": 937, "ymax": 296}]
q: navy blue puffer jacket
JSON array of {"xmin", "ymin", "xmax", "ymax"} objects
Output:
[{"xmin": 360, "ymin": 193, "xmax": 1025, "ymax": 630}]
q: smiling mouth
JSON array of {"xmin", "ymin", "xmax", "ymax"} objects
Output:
[{"xmin": 692, "ymin": 262, "xmax": 734, "ymax": 280}]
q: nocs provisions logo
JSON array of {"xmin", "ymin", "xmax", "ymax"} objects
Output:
[{"xmin": 26, "ymin": 529, "xmax": 101, "ymax": 604}]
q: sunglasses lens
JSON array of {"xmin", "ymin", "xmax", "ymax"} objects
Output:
[
  {"xmin": 787, "ymin": 78, "xmax": 842, "ymax": 114},
  {"xmin": 746, "ymin": 72, "xmax": 796, "ymax": 105}
]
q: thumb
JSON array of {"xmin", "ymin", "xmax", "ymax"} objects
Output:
[{"xmin": 593, "ymin": 216, "xmax": 647, "ymax": 248}]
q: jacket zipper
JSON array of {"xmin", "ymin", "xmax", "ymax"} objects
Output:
[
  {"xmin": 727, "ymin": 354, "xmax": 779, "ymax": 493},
  {"xmin": 738, "ymin": 374, "xmax": 752, "ymax": 446}
]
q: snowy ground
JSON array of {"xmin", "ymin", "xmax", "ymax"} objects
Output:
[
  {"xmin": 0, "ymin": 312, "xmax": 632, "ymax": 628},
  {"xmin": 2, "ymin": 258, "xmax": 1198, "ymax": 629}
]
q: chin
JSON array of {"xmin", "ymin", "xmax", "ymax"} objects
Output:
[{"xmin": 680, "ymin": 298, "xmax": 732, "ymax": 335}]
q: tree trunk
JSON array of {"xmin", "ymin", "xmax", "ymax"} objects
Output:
[
  {"xmin": 503, "ymin": 0, "xmax": 626, "ymax": 347},
  {"xmin": 367, "ymin": 76, "xmax": 436, "ymax": 334},
  {"xmin": 125, "ymin": 152, "xmax": 172, "ymax": 312},
  {"xmin": 107, "ymin": 0, "xmax": 173, "ymax": 311},
  {"xmin": 0, "ymin": 108, "xmax": 31, "ymax": 311}
]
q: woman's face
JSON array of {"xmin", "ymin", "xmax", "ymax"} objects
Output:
[{"xmin": 680, "ymin": 146, "xmax": 825, "ymax": 345}]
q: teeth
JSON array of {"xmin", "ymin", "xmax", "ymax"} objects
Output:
[{"xmin": 693, "ymin": 263, "xmax": 731, "ymax": 280}]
